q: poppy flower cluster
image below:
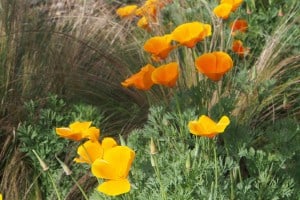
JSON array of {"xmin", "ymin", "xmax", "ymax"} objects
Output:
[
  {"xmin": 229, "ymin": 19, "xmax": 249, "ymax": 57},
  {"xmin": 116, "ymin": 0, "xmax": 172, "ymax": 31},
  {"xmin": 121, "ymin": 62, "xmax": 179, "ymax": 90},
  {"xmin": 56, "ymin": 121, "xmax": 135, "ymax": 196},
  {"xmin": 213, "ymin": 0, "xmax": 243, "ymax": 19}
]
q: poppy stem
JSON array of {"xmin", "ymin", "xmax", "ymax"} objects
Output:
[
  {"xmin": 213, "ymin": 140, "xmax": 219, "ymax": 198},
  {"xmin": 47, "ymin": 171, "xmax": 62, "ymax": 200},
  {"xmin": 70, "ymin": 175, "xmax": 89, "ymax": 200}
]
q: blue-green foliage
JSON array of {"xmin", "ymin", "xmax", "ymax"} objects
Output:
[{"xmin": 91, "ymin": 106, "xmax": 299, "ymax": 199}]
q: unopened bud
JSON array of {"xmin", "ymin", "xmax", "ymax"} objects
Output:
[
  {"xmin": 32, "ymin": 150, "xmax": 49, "ymax": 171},
  {"xmin": 55, "ymin": 155, "xmax": 72, "ymax": 176},
  {"xmin": 278, "ymin": 7, "xmax": 283, "ymax": 17},
  {"xmin": 150, "ymin": 137, "xmax": 158, "ymax": 155},
  {"xmin": 150, "ymin": 155, "xmax": 156, "ymax": 167},
  {"xmin": 185, "ymin": 151, "xmax": 191, "ymax": 171},
  {"xmin": 246, "ymin": 5, "xmax": 252, "ymax": 15}
]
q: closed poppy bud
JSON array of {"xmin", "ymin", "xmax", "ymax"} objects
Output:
[
  {"xmin": 230, "ymin": 19, "xmax": 248, "ymax": 35},
  {"xmin": 213, "ymin": 3, "xmax": 233, "ymax": 19},
  {"xmin": 144, "ymin": 34, "xmax": 174, "ymax": 61},
  {"xmin": 121, "ymin": 64, "xmax": 156, "ymax": 90},
  {"xmin": 151, "ymin": 62, "xmax": 179, "ymax": 87},
  {"xmin": 171, "ymin": 22, "xmax": 212, "ymax": 48},
  {"xmin": 185, "ymin": 151, "xmax": 191, "ymax": 171},
  {"xmin": 116, "ymin": 5, "xmax": 138, "ymax": 18},
  {"xmin": 221, "ymin": 0, "xmax": 243, "ymax": 11},
  {"xmin": 195, "ymin": 51, "xmax": 233, "ymax": 81},
  {"xmin": 32, "ymin": 150, "xmax": 49, "ymax": 171},
  {"xmin": 150, "ymin": 137, "xmax": 158, "ymax": 155}
]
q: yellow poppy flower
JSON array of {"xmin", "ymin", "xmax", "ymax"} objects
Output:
[
  {"xmin": 92, "ymin": 146, "xmax": 135, "ymax": 196},
  {"xmin": 188, "ymin": 115, "xmax": 230, "ymax": 138},
  {"xmin": 195, "ymin": 51, "xmax": 233, "ymax": 81},
  {"xmin": 74, "ymin": 137, "xmax": 117, "ymax": 164},
  {"xmin": 221, "ymin": 0, "xmax": 243, "ymax": 11},
  {"xmin": 137, "ymin": 16, "xmax": 150, "ymax": 31},
  {"xmin": 74, "ymin": 140, "xmax": 103, "ymax": 164},
  {"xmin": 171, "ymin": 22, "xmax": 212, "ymax": 48},
  {"xmin": 143, "ymin": 34, "xmax": 174, "ymax": 61},
  {"xmin": 56, "ymin": 121, "xmax": 99, "ymax": 141},
  {"xmin": 121, "ymin": 64, "xmax": 156, "ymax": 90},
  {"xmin": 213, "ymin": 3, "xmax": 233, "ymax": 19},
  {"xmin": 116, "ymin": 5, "xmax": 138, "ymax": 18},
  {"xmin": 0, "ymin": 193, "xmax": 2, "ymax": 200},
  {"xmin": 151, "ymin": 62, "xmax": 179, "ymax": 87}
]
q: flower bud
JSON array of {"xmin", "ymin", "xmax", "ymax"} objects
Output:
[
  {"xmin": 32, "ymin": 150, "xmax": 49, "ymax": 171},
  {"xmin": 150, "ymin": 137, "xmax": 158, "ymax": 155}
]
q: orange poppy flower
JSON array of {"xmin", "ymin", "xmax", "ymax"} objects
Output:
[
  {"xmin": 221, "ymin": 0, "xmax": 243, "ymax": 11},
  {"xmin": 195, "ymin": 51, "xmax": 233, "ymax": 81},
  {"xmin": 56, "ymin": 121, "xmax": 99, "ymax": 141},
  {"xmin": 213, "ymin": 3, "xmax": 233, "ymax": 19},
  {"xmin": 188, "ymin": 115, "xmax": 230, "ymax": 138},
  {"xmin": 144, "ymin": 34, "xmax": 174, "ymax": 61},
  {"xmin": 232, "ymin": 40, "xmax": 249, "ymax": 57},
  {"xmin": 116, "ymin": 5, "xmax": 138, "ymax": 18},
  {"xmin": 230, "ymin": 19, "xmax": 248, "ymax": 35},
  {"xmin": 91, "ymin": 146, "xmax": 135, "ymax": 196},
  {"xmin": 74, "ymin": 137, "xmax": 117, "ymax": 164},
  {"xmin": 171, "ymin": 22, "xmax": 212, "ymax": 48},
  {"xmin": 151, "ymin": 62, "xmax": 179, "ymax": 87},
  {"xmin": 121, "ymin": 64, "xmax": 156, "ymax": 90}
]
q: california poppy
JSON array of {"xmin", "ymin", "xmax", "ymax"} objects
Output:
[
  {"xmin": 195, "ymin": 51, "xmax": 233, "ymax": 81},
  {"xmin": 91, "ymin": 146, "xmax": 135, "ymax": 196},
  {"xmin": 171, "ymin": 22, "xmax": 212, "ymax": 48},
  {"xmin": 116, "ymin": 5, "xmax": 138, "ymax": 18},
  {"xmin": 232, "ymin": 40, "xmax": 249, "ymax": 57},
  {"xmin": 74, "ymin": 137, "xmax": 117, "ymax": 164},
  {"xmin": 213, "ymin": 3, "xmax": 233, "ymax": 19},
  {"xmin": 137, "ymin": 16, "xmax": 150, "ymax": 31},
  {"xmin": 188, "ymin": 115, "xmax": 230, "ymax": 138},
  {"xmin": 121, "ymin": 64, "xmax": 156, "ymax": 90},
  {"xmin": 230, "ymin": 19, "xmax": 248, "ymax": 35},
  {"xmin": 221, "ymin": 0, "xmax": 243, "ymax": 11},
  {"xmin": 74, "ymin": 140, "xmax": 103, "ymax": 164},
  {"xmin": 151, "ymin": 62, "xmax": 179, "ymax": 87},
  {"xmin": 144, "ymin": 34, "xmax": 174, "ymax": 61},
  {"xmin": 56, "ymin": 121, "xmax": 99, "ymax": 141}
]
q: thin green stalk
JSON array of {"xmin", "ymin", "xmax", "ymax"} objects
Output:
[
  {"xmin": 213, "ymin": 141, "xmax": 218, "ymax": 199},
  {"xmin": 47, "ymin": 171, "xmax": 62, "ymax": 200},
  {"xmin": 152, "ymin": 155, "xmax": 167, "ymax": 200},
  {"xmin": 71, "ymin": 175, "xmax": 89, "ymax": 200}
]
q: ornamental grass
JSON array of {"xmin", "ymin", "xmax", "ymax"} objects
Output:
[{"xmin": 0, "ymin": 0, "xmax": 299, "ymax": 199}]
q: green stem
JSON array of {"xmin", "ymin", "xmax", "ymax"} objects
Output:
[
  {"xmin": 213, "ymin": 141, "xmax": 218, "ymax": 199},
  {"xmin": 47, "ymin": 171, "xmax": 62, "ymax": 200},
  {"xmin": 152, "ymin": 155, "xmax": 167, "ymax": 200},
  {"xmin": 71, "ymin": 175, "xmax": 89, "ymax": 200}
]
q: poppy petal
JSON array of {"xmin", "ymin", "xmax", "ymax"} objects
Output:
[
  {"xmin": 151, "ymin": 62, "xmax": 179, "ymax": 87},
  {"xmin": 216, "ymin": 116, "xmax": 230, "ymax": 132},
  {"xmin": 74, "ymin": 140, "xmax": 103, "ymax": 164},
  {"xmin": 97, "ymin": 179, "xmax": 130, "ymax": 196}
]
